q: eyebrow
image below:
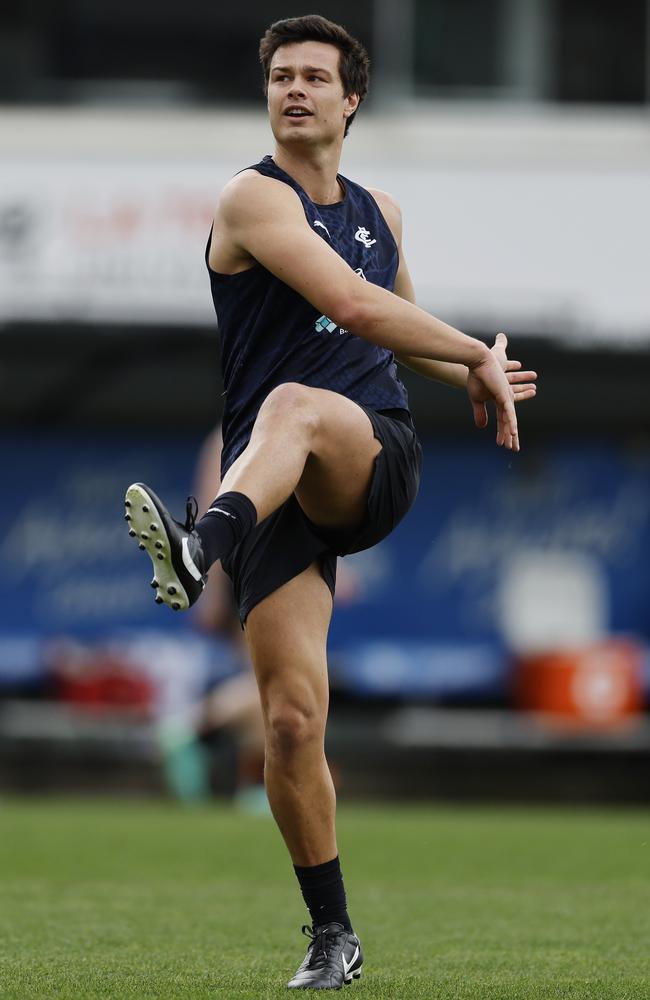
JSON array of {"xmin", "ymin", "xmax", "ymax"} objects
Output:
[{"xmin": 271, "ymin": 65, "xmax": 333, "ymax": 77}]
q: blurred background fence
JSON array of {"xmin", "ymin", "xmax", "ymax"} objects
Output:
[{"xmin": 1, "ymin": 0, "xmax": 649, "ymax": 803}]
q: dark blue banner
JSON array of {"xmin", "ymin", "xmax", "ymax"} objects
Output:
[{"xmin": 1, "ymin": 431, "xmax": 648, "ymax": 698}]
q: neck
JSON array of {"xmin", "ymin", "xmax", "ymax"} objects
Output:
[{"xmin": 273, "ymin": 141, "xmax": 345, "ymax": 205}]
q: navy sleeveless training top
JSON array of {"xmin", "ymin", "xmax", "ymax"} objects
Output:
[{"xmin": 206, "ymin": 155, "xmax": 409, "ymax": 475}]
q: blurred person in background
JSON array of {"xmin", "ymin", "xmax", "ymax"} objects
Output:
[
  {"xmin": 190, "ymin": 424, "xmax": 266, "ymax": 811},
  {"xmin": 125, "ymin": 14, "xmax": 536, "ymax": 990}
]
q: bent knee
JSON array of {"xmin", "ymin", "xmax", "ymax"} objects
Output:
[
  {"xmin": 259, "ymin": 383, "xmax": 320, "ymax": 437},
  {"xmin": 265, "ymin": 701, "xmax": 324, "ymax": 756}
]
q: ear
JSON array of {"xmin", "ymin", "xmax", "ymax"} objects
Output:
[{"xmin": 343, "ymin": 92, "xmax": 360, "ymax": 119}]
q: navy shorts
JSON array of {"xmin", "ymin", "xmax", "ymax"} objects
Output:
[{"xmin": 221, "ymin": 406, "xmax": 422, "ymax": 624}]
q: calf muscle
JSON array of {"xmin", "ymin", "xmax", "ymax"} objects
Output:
[{"xmin": 245, "ymin": 563, "xmax": 337, "ymax": 866}]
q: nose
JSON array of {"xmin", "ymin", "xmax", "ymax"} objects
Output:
[{"xmin": 288, "ymin": 83, "xmax": 306, "ymax": 99}]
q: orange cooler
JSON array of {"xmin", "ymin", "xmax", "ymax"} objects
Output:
[{"xmin": 513, "ymin": 639, "xmax": 644, "ymax": 728}]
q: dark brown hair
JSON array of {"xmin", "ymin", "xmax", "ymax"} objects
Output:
[{"xmin": 259, "ymin": 14, "xmax": 370, "ymax": 136}]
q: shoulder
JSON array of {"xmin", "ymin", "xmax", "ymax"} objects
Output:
[
  {"xmin": 365, "ymin": 186, "xmax": 403, "ymax": 244},
  {"xmin": 365, "ymin": 186, "xmax": 402, "ymax": 218},
  {"xmin": 217, "ymin": 169, "xmax": 303, "ymax": 226}
]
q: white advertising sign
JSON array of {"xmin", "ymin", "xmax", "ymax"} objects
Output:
[
  {"xmin": 1, "ymin": 135, "xmax": 649, "ymax": 344},
  {"xmin": 0, "ymin": 160, "xmax": 231, "ymax": 325}
]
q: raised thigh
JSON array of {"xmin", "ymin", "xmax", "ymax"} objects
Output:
[
  {"xmin": 293, "ymin": 387, "xmax": 382, "ymax": 530},
  {"xmin": 244, "ymin": 561, "xmax": 334, "ymax": 725}
]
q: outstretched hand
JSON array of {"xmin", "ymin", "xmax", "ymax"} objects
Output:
[
  {"xmin": 466, "ymin": 333, "xmax": 536, "ymax": 451},
  {"xmin": 493, "ymin": 332, "xmax": 537, "ymax": 406}
]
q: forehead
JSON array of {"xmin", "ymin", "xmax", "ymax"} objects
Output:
[{"xmin": 269, "ymin": 40, "xmax": 342, "ymax": 76}]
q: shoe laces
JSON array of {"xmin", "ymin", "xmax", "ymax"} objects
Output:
[
  {"xmin": 302, "ymin": 924, "xmax": 336, "ymax": 969},
  {"xmin": 184, "ymin": 496, "xmax": 198, "ymax": 532}
]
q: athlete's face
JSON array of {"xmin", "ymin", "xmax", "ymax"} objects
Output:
[{"xmin": 267, "ymin": 41, "xmax": 359, "ymax": 146}]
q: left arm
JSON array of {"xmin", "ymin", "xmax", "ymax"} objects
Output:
[{"xmin": 369, "ymin": 187, "xmax": 537, "ymax": 402}]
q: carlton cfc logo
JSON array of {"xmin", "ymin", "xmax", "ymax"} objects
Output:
[{"xmin": 354, "ymin": 226, "xmax": 376, "ymax": 248}]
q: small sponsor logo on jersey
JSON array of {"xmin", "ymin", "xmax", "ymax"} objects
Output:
[
  {"xmin": 313, "ymin": 219, "xmax": 331, "ymax": 238},
  {"xmin": 354, "ymin": 226, "xmax": 376, "ymax": 248},
  {"xmin": 315, "ymin": 315, "xmax": 337, "ymax": 334},
  {"xmin": 315, "ymin": 314, "xmax": 347, "ymax": 336}
]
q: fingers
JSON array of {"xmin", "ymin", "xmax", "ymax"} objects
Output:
[
  {"xmin": 496, "ymin": 406, "xmax": 505, "ymax": 447},
  {"xmin": 472, "ymin": 399, "xmax": 488, "ymax": 428},
  {"xmin": 468, "ymin": 346, "xmax": 524, "ymax": 449},
  {"xmin": 505, "ymin": 400, "xmax": 519, "ymax": 451},
  {"xmin": 478, "ymin": 397, "xmax": 521, "ymax": 449},
  {"xmin": 496, "ymin": 396, "xmax": 519, "ymax": 451},
  {"xmin": 513, "ymin": 386, "xmax": 536, "ymax": 403}
]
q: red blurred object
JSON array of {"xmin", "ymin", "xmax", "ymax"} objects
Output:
[
  {"xmin": 513, "ymin": 639, "xmax": 644, "ymax": 729},
  {"xmin": 53, "ymin": 650, "xmax": 154, "ymax": 715}
]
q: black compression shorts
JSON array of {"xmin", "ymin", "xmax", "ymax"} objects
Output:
[{"xmin": 221, "ymin": 405, "xmax": 422, "ymax": 624}]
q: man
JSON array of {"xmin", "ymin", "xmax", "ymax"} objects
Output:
[{"xmin": 125, "ymin": 14, "xmax": 536, "ymax": 990}]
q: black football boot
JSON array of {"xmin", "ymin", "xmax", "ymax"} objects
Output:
[
  {"xmin": 124, "ymin": 482, "xmax": 207, "ymax": 611},
  {"xmin": 287, "ymin": 922, "xmax": 363, "ymax": 990}
]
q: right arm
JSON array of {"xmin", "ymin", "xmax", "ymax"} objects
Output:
[
  {"xmin": 372, "ymin": 187, "xmax": 472, "ymax": 389},
  {"xmin": 214, "ymin": 172, "xmax": 518, "ymax": 450},
  {"xmin": 369, "ymin": 186, "xmax": 537, "ymax": 421}
]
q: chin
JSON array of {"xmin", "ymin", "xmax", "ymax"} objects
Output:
[{"xmin": 275, "ymin": 126, "xmax": 319, "ymax": 146}]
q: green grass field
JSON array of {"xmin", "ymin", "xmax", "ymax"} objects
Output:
[{"xmin": 0, "ymin": 799, "xmax": 648, "ymax": 999}]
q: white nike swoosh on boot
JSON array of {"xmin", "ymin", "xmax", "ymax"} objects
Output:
[
  {"xmin": 181, "ymin": 537, "xmax": 203, "ymax": 581},
  {"xmin": 342, "ymin": 944, "xmax": 359, "ymax": 976}
]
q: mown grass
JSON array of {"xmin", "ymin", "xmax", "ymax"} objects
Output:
[{"xmin": 0, "ymin": 799, "xmax": 648, "ymax": 998}]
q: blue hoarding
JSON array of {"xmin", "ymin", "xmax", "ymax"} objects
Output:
[{"xmin": 0, "ymin": 431, "xmax": 648, "ymax": 698}]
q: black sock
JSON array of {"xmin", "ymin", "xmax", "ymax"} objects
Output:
[
  {"xmin": 294, "ymin": 856, "xmax": 352, "ymax": 932},
  {"xmin": 194, "ymin": 491, "xmax": 257, "ymax": 568}
]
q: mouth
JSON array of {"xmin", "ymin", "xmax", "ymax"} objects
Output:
[{"xmin": 283, "ymin": 105, "xmax": 313, "ymax": 119}]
